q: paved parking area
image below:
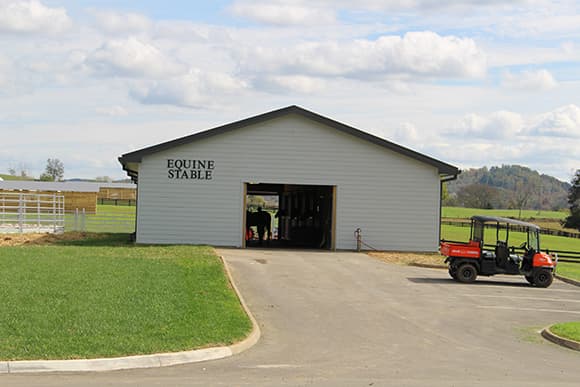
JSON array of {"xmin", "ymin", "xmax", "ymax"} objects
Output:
[{"xmin": 3, "ymin": 249, "xmax": 579, "ymax": 386}]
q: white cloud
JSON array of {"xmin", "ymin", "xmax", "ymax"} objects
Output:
[
  {"xmin": 86, "ymin": 37, "xmax": 185, "ymax": 79},
  {"xmin": 91, "ymin": 9, "xmax": 152, "ymax": 35},
  {"xmin": 95, "ymin": 105, "xmax": 128, "ymax": 116},
  {"xmin": 529, "ymin": 104, "xmax": 580, "ymax": 138},
  {"xmin": 237, "ymin": 31, "xmax": 486, "ymax": 81},
  {"xmin": 256, "ymin": 75, "xmax": 327, "ymax": 94},
  {"xmin": 501, "ymin": 69, "xmax": 558, "ymax": 91},
  {"xmin": 496, "ymin": 12, "xmax": 580, "ymax": 39},
  {"xmin": 229, "ymin": 1, "xmax": 335, "ymax": 26},
  {"xmin": 0, "ymin": 55, "xmax": 9, "ymax": 86},
  {"xmin": 392, "ymin": 122, "xmax": 420, "ymax": 143},
  {"xmin": 429, "ymin": 104, "xmax": 580, "ymax": 180},
  {"xmin": 130, "ymin": 68, "xmax": 247, "ymax": 108},
  {"xmin": 0, "ymin": 0, "xmax": 70, "ymax": 34},
  {"xmin": 452, "ymin": 111, "xmax": 524, "ymax": 139}
]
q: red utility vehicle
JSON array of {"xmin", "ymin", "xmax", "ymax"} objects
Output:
[{"xmin": 440, "ymin": 216, "xmax": 556, "ymax": 287}]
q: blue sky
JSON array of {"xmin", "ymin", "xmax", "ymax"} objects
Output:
[{"xmin": 1, "ymin": 0, "xmax": 579, "ymax": 181}]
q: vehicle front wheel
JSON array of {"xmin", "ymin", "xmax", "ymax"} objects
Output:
[
  {"xmin": 533, "ymin": 269, "xmax": 553, "ymax": 288},
  {"xmin": 456, "ymin": 263, "xmax": 478, "ymax": 283}
]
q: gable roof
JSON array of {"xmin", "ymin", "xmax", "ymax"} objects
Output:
[{"xmin": 119, "ymin": 105, "xmax": 459, "ymax": 178}]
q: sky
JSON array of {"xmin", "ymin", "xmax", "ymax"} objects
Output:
[{"xmin": 0, "ymin": 0, "xmax": 579, "ymax": 182}]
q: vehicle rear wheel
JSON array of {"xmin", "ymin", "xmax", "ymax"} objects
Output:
[
  {"xmin": 525, "ymin": 275, "xmax": 534, "ymax": 285},
  {"xmin": 448, "ymin": 267, "xmax": 458, "ymax": 280},
  {"xmin": 533, "ymin": 269, "xmax": 553, "ymax": 288},
  {"xmin": 456, "ymin": 263, "xmax": 478, "ymax": 283}
]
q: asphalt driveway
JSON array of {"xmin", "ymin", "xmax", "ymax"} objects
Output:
[{"xmin": 3, "ymin": 249, "xmax": 580, "ymax": 386}]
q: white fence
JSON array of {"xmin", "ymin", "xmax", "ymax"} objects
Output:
[
  {"xmin": 68, "ymin": 208, "xmax": 136, "ymax": 233},
  {"xmin": 0, "ymin": 192, "xmax": 65, "ymax": 233}
]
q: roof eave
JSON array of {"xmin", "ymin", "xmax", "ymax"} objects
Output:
[{"xmin": 117, "ymin": 105, "xmax": 460, "ymax": 176}]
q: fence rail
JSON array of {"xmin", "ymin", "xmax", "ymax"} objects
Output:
[
  {"xmin": 442, "ymin": 219, "xmax": 580, "ymax": 239},
  {"xmin": 98, "ymin": 198, "xmax": 135, "ymax": 206},
  {"xmin": 440, "ymin": 239, "xmax": 580, "ymax": 264},
  {"xmin": 0, "ymin": 192, "xmax": 64, "ymax": 233},
  {"xmin": 67, "ymin": 208, "xmax": 135, "ymax": 233}
]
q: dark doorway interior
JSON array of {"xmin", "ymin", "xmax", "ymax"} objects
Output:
[{"xmin": 245, "ymin": 183, "xmax": 334, "ymax": 249}]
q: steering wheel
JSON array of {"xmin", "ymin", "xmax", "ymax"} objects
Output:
[{"xmin": 519, "ymin": 241, "xmax": 527, "ymax": 250}]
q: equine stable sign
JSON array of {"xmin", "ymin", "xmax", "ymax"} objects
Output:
[{"xmin": 166, "ymin": 159, "xmax": 215, "ymax": 180}]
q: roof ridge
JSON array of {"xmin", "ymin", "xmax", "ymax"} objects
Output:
[{"xmin": 119, "ymin": 106, "xmax": 459, "ymax": 177}]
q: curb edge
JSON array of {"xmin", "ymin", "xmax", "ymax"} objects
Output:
[
  {"xmin": 1, "ymin": 254, "xmax": 260, "ymax": 374},
  {"xmin": 555, "ymin": 274, "xmax": 580, "ymax": 287},
  {"xmin": 541, "ymin": 326, "xmax": 580, "ymax": 352}
]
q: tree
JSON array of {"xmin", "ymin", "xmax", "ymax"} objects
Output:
[
  {"xmin": 247, "ymin": 195, "xmax": 265, "ymax": 210},
  {"xmin": 441, "ymin": 183, "xmax": 449, "ymax": 202},
  {"xmin": 8, "ymin": 163, "xmax": 30, "ymax": 178},
  {"xmin": 456, "ymin": 184, "xmax": 499, "ymax": 209},
  {"xmin": 563, "ymin": 170, "xmax": 580, "ymax": 231},
  {"xmin": 40, "ymin": 158, "xmax": 64, "ymax": 181},
  {"xmin": 510, "ymin": 180, "xmax": 537, "ymax": 219}
]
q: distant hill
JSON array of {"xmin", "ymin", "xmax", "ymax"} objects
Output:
[{"xmin": 446, "ymin": 165, "xmax": 570, "ymax": 211}]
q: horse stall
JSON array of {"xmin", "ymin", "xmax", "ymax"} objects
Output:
[{"xmin": 245, "ymin": 183, "xmax": 335, "ymax": 249}]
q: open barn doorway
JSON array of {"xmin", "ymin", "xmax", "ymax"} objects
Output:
[{"xmin": 244, "ymin": 183, "xmax": 335, "ymax": 249}]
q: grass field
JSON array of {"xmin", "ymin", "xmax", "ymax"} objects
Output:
[
  {"xmin": 64, "ymin": 204, "xmax": 136, "ymax": 233},
  {"xmin": 442, "ymin": 207, "xmax": 568, "ymax": 220},
  {"xmin": 0, "ymin": 174, "xmax": 34, "ymax": 181},
  {"xmin": 441, "ymin": 224, "xmax": 580, "ymax": 252},
  {"xmin": 550, "ymin": 322, "xmax": 580, "ymax": 342},
  {"xmin": 0, "ymin": 234, "xmax": 251, "ymax": 360},
  {"xmin": 556, "ymin": 263, "xmax": 580, "ymax": 281}
]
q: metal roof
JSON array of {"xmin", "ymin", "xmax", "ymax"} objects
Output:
[
  {"xmin": 97, "ymin": 183, "xmax": 137, "ymax": 189},
  {"xmin": 119, "ymin": 105, "xmax": 460, "ymax": 178},
  {"xmin": 471, "ymin": 215, "xmax": 540, "ymax": 230}
]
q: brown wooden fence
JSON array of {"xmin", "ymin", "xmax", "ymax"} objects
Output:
[
  {"xmin": 442, "ymin": 220, "xmax": 580, "ymax": 239},
  {"xmin": 97, "ymin": 187, "xmax": 136, "ymax": 201},
  {"xmin": 0, "ymin": 190, "xmax": 96, "ymax": 213}
]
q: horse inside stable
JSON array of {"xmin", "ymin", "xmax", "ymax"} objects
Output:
[{"xmin": 245, "ymin": 183, "xmax": 334, "ymax": 249}]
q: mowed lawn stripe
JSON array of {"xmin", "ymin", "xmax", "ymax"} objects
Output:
[{"xmin": 0, "ymin": 242, "xmax": 251, "ymax": 360}]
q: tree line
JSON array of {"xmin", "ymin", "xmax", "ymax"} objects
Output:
[{"xmin": 444, "ymin": 165, "xmax": 570, "ymax": 211}]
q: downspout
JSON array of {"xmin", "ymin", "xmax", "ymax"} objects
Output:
[
  {"xmin": 119, "ymin": 158, "xmax": 139, "ymax": 242},
  {"xmin": 133, "ymin": 172, "xmax": 139, "ymax": 242},
  {"xmin": 439, "ymin": 173, "xmax": 460, "ymax": 245}
]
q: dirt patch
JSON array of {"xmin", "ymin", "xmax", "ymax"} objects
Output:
[
  {"xmin": 0, "ymin": 232, "xmax": 93, "ymax": 246},
  {"xmin": 368, "ymin": 251, "xmax": 446, "ymax": 268}
]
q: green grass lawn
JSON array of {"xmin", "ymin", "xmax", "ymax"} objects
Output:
[
  {"xmin": 442, "ymin": 207, "xmax": 568, "ymax": 220},
  {"xmin": 97, "ymin": 204, "xmax": 136, "ymax": 213},
  {"xmin": 0, "ymin": 234, "xmax": 251, "ymax": 360},
  {"xmin": 550, "ymin": 322, "xmax": 580, "ymax": 342},
  {"xmin": 556, "ymin": 262, "xmax": 580, "ymax": 281},
  {"xmin": 65, "ymin": 204, "xmax": 136, "ymax": 233}
]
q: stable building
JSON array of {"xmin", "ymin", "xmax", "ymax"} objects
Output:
[{"xmin": 119, "ymin": 106, "xmax": 459, "ymax": 251}]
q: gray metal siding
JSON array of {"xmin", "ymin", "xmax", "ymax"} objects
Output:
[{"xmin": 136, "ymin": 114, "xmax": 441, "ymax": 251}]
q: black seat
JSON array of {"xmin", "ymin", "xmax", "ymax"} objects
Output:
[{"xmin": 495, "ymin": 241, "xmax": 509, "ymax": 267}]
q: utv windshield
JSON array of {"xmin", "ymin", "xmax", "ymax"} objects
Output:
[
  {"xmin": 528, "ymin": 229, "xmax": 540, "ymax": 251},
  {"xmin": 471, "ymin": 220, "xmax": 484, "ymax": 243}
]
